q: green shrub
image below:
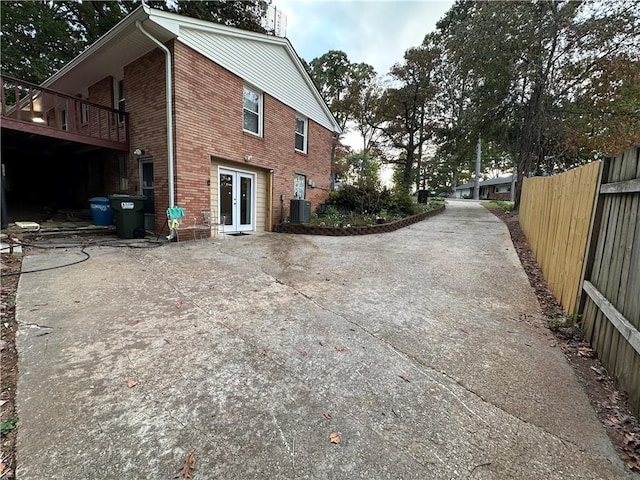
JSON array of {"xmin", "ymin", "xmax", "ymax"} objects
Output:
[{"xmin": 327, "ymin": 185, "xmax": 392, "ymax": 215}]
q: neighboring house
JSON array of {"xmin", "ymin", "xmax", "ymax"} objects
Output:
[
  {"xmin": 453, "ymin": 175, "xmax": 516, "ymax": 200},
  {"xmin": 0, "ymin": 5, "xmax": 341, "ymax": 234}
]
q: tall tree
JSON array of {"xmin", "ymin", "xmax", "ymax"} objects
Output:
[
  {"xmin": 377, "ymin": 44, "xmax": 438, "ymax": 189},
  {"xmin": 308, "ymin": 50, "xmax": 377, "ymax": 187},
  {"xmin": 436, "ymin": 0, "xmax": 640, "ymax": 207}
]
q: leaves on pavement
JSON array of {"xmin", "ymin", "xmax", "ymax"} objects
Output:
[
  {"xmin": 329, "ymin": 432, "xmax": 341, "ymax": 444},
  {"xmin": 398, "ymin": 374, "xmax": 410, "ymax": 383},
  {"xmin": 126, "ymin": 379, "xmax": 138, "ymax": 388},
  {"xmin": 175, "ymin": 450, "xmax": 196, "ymax": 479}
]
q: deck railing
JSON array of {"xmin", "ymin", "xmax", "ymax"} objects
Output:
[{"xmin": 1, "ymin": 75, "xmax": 129, "ymax": 148}]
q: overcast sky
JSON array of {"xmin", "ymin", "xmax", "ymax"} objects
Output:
[{"xmin": 273, "ymin": 0, "xmax": 455, "ymax": 76}]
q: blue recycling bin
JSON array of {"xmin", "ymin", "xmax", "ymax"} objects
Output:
[{"xmin": 88, "ymin": 197, "xmax": 113, "ymax": 226}]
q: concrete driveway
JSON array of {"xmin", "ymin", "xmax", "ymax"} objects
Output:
[{"xmin": 15, "ymin": 200, "xmax": 631, "ymax": 479}]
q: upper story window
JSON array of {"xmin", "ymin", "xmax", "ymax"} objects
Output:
[
  {"xmin": 295, "ymin": 115, "xmax": 307, "ymax": 153},
  {"xmin": 243, "ymin": 86, "xmax": 262, "ymax": 136}
]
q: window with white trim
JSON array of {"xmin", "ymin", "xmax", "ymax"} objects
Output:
[
  {"xmin": 243, "ymin": 86, "xmax": 262, "ymax": 136},
  {"xmin": 295, "ymin": 115, "xmax": 307, "ymax": 153},
  {"xmin": 294, "ymin": 173, "xmax": 306, "ymax": 199}
]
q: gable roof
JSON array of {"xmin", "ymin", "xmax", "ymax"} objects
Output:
[
  {"xmin": 454, "ymin": 175, "xmax": 515, "ymax": 190},
  {"xmin": 41, "ymin": 6, "xmax": 341, "ymax": 134}
]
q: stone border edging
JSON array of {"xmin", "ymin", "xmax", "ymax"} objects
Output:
[{"xmin": 275, "ymin": 204, "xmax": 445, "ymax": 236}]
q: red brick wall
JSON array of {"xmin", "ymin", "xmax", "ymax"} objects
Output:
[
  {"xmin": 123, "ymin": 47, "xmax": 170, "ymax": 232},
  {"xmin": 172, "ymin": 41, "xmax": 333, "ymax": 230},
  {"xmin": 85, "ymin": 39, "xmax": 334, "ymax": 232}
]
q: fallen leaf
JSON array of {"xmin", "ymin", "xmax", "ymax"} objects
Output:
[
  {"xmin": 329, "ymin": 432, "xmax": 341, "ymax": 444},
  {"xmin": 176, "ymin": 302, "xmax": 183, "ymax": 309},
  {"xmin": 127, "ymin": 379, "xmax": 138, "ymax": 388},
  {"xmin": 578, "ymin": 346, "xmax": 595, "ymax": 357},
  {"xmin": 335, "ymin": 346, "xmax": 344, "ymax": 352},
  {"xmin": 608, "ymin": 415, "xmax": 621, "ymax": 425},
  {"xmin": 319, "ymin": 340, "xmax": 325, "ymax": 346},
  {"xmin": 0, "ymin": 462, "xmax": 5, "ymax": 473},
  {"xmin": 323, "ymin": 412, "xmax": 332, "ymax": 419},
  {"xmin": 175, "ymin": 450, "xmax": 196, "ymax": 479},
  {"xmin": 624, "ymin": 432, "xmax": 637, "ymax": 444},
  {"xmin": 398, "ymin": 374, "xmax": 410, "ymax": 383}
]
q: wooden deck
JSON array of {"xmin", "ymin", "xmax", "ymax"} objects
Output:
[{"xmin": 1, "ymin": 75, "xmax": 129, "ymax": 151}]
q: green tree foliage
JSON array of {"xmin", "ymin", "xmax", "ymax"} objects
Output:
[
  {"xmin": 308, "ymin": 50, "xmax": 375, "ymax": 132},
  {"xmin": 308, "ymin": 50, "xmax": 378, "ymax": 188},
  {"xmin": 436, "ymin": 0, "xmax": 640, "ymax": 207},
  {"xmin": 376, "ymin": 42, "xmax": 439, "ymax": 189},
  {"xmin": 1, "ymin": 1, "xmax": 83, "ymax": 83},
  {"xmin": 1, "ymin": 0, "xmax": 270, "ymax": 84}
]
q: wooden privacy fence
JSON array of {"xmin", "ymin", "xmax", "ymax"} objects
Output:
[
  {"xmin": 581, "ymin": 146, "xmax": 640, "ymax": 415},
  {"xmin": 519, "ymin": 161, "xmax": 602, "ymax": 314},
  {"xmin": 519, "ymin": 146, "xmax": 640, "ymax": 416}
]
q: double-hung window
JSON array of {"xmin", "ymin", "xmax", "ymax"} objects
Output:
[
  {"xmin": 295, "ymin": 115, "xmax": 307, "ymax": 153},
  {"xmin": 243, "ymin": 86, "xmax": 262, "ymax": 136}
]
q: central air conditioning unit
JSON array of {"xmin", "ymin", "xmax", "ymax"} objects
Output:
[{"xmin": 290, "ymin": 199, "xmax": 311, "ymax": 223}]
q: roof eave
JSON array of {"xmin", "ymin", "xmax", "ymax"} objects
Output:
[{"xmin": 41, "ymin": 5, "xmax": 150, "ymax": 89}]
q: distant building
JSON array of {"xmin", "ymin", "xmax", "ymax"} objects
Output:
[{"xmin": 453, "ymin": 176, "xmax": 515, "ymax": 200}]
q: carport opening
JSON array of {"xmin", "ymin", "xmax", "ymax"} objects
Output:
[{"xmin": 1, "ymin": 130, "xmax": 121, "ymax": 226}]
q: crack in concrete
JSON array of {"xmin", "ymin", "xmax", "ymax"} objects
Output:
[
  {"xmin": 127, "ymin": 247, "xmax": 591, "ymax": 469},
  {"xmin": 271, "ymin": 277, "xmax": 585, "ymax": 453}
]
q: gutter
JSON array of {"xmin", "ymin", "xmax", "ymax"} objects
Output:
[{"xmin": 136, "ymin": 20, "xmax": 175, "ymax": 208}]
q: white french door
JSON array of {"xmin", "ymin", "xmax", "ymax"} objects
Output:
[{"xmin": 219, "ymin": 168, "xmax": 255, "ymax": 233}]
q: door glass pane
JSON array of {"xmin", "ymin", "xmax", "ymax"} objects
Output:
[
  {"xmin": 142, "ymin": 162, "xmax": 154, "ymax": 214},
  {"xmin": 220, "ymin": 173, "xmax": 233, "ymax": 225},
  {"xmin": 240, "ymin": 176, "xmax": 252, "ymax": 225}
]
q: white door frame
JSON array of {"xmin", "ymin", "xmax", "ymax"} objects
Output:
[{"xmin": 218, "ymin": 167, "xmax": 256, "ymax": 233}]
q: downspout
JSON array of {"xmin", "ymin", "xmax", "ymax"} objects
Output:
[{"xmin": 136, "ymin": 20, "xmax": 175, "ymax": 208}]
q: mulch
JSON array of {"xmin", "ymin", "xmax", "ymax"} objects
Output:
[{"xmin": 485, "ymin": 205, "xmax": 640, "ymax": 474}]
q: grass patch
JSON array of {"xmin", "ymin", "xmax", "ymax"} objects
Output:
[
  {"xmin": 1, "ymin": 416, "xmax": 18, "ymax": 436},
  {"xmin": 484, "ymin": 200, "xmax": 515, "ymax": 212}
]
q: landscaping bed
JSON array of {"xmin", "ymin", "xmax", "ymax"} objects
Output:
[{"xmin": 276, "ymin": 204, "xmax": 445, "ymax": 235}]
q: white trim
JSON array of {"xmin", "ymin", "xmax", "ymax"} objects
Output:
[
  {"xmin": 218, "ymin": 166, "xmax": 257, "ymax": 233},
  {"xmin": 243, "ymin": 85, "xmax": 263, "ymax": 137},
  {"xmin": 295, "ymin": 114, "xmax": 307, "ymax": 153},
  {"xmin": 40, "ymin": 5, "xmax": 341, "ymax": 135},
  {"xmin": 41, "ymin": 6, "xmax": 149, "ymax": 89}
]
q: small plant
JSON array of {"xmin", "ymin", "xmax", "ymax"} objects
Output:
[
  {"xmin": 547, "ymin": 313, "xmax": 581, "ymax": 330},
  {"xmin": 1, "ymin": 416, "xmax": 18, "ymax": 436}
]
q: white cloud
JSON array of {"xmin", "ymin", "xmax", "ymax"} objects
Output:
[{"xmin": 275, "ymin": 0, "xmax": 454, "ymax": 75}]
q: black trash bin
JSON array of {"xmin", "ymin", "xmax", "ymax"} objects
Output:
[{"xmin": 108, "ymin": 195, "xmax": 146, "ymax": 239}]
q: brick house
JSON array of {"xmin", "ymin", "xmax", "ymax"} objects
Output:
[
  {"xmin": 452, "ymin": 176, "xmax": 516, "ymax": 201},
  {"xmin": 0, "ymin": 5, "xmax": 340, "ymax": 234}
]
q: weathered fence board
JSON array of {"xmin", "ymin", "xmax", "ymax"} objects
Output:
[
  {"xmin": 581, "ymin": 146, "xmax": 640, "ymax": 416},
  {"xmin": 519, "ymin": 161, "xmax": 602, "ymax": 314}
]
